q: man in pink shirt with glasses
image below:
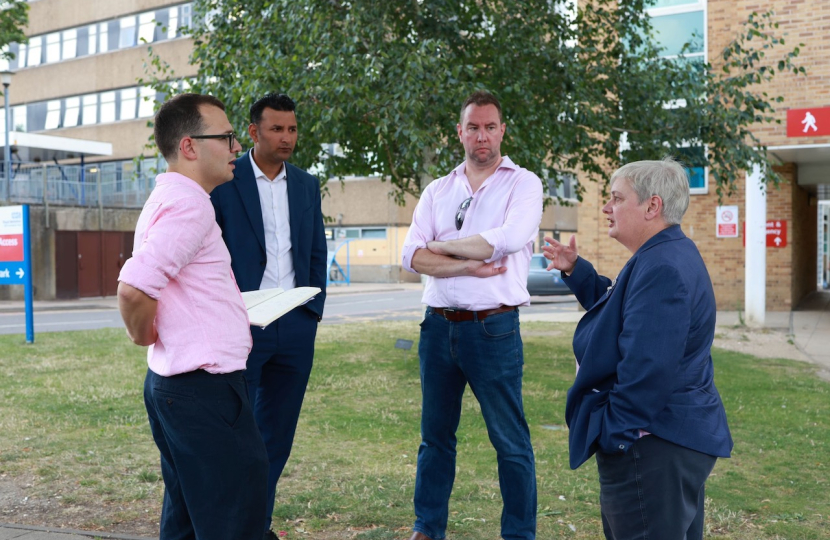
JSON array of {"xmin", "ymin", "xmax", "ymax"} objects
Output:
[
  {"xmin": 117, "ymin": 93, "xmax": 268, "ymax": 540},
  {"xmin": 401, "ymin": 90, "xmax": 543, "ymax": 540}
]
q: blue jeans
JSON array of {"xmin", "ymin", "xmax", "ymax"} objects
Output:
[{"xmin": 413, "ymin": 308, "xmax": 536, "ymax": 540}]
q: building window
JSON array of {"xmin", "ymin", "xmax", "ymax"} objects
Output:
[
  {"xmin": 167, "ymin": 6, "xmax": 180, "ymax": 38},
  {"xmin": 100, "ymin": 91, "xmax": 116, "ymax": 123},
  {"xmin": 44, "ymin": 100, "xmax": 61, "ymax": 129},
  {"xmin": 361, "ymin": 228, "xmax": 387, "ymax": 239},
  {"xmin": 45, "ymin": 32, "xmax": 61, "ymax": 63},
  {"xmin": 27, "ymin": 36, "xmax": 42, "ymax": 67},
  {"xmin": 62, "ymin": 29, "xmax": 77, "ymax": 60},
  {"xmin": 120, "ymin": 88, "xmax": 137, "ymax": 120},
  {"xmin": 13, "ymin": 105, "xmax": 26, "ymax": 132},
  {"xmin": 98, "ymin": 22, "xmax": 109, "ymax": 53},
  {"xmin": 138, "ymin": 12, "xmax": 156, "ymax": 43},
  {"xmin": 119, "ymin": 16, "xmax": 136, "ymax": 48},
  {"xmin": 82, "ymin": 94, "xmax": 98, "ymax": 125},
  {"xmin": 331, "ymin": 227, "xmax": 388, "ymax": 240},
  {"xmin": 181, "ymin": 4, "xmax": 193, "ymax": 30},
  {"xmin": 651, "ymin": 0, "xmax": 699, "ymax": 8},
  {"xmin": 646, "ymin": 0, "xmax": 708, "ymax": 192},
  {"xmin": 17, "ymin": 42, "xmax": 26, "ymax": 68},
  {"xmin": 64, "ymin": 97, "xmax": 80, "ymax": 127},
  {"xmin": 547, "ymin": 172, "xmax": 578, "ymax": 201},
  {"xmin": 138, "ymin": 86, "xmax": 156, "ymax": 117},
  {"xmin": 646, "ymin": 0, "xmax": 705, "ymax": 62},
  {"xmin": 678, "ymin": 146, "xmax": 707, "ymax": 194},
  {"xmin": 87, "ymin": 24, "xmax": 97, "ymax": 55}
]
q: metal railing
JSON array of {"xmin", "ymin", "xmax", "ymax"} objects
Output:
[{"xmin": 0, "ymin": 161, "xmax": 156, "ymax": 208}]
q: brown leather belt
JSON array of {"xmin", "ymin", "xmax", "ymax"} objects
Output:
[{"xmin": 431, "ymin": 305, "xmax": 517, "ymax": 322}]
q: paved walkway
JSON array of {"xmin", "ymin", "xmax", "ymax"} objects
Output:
[{"xmin": 2, "ymin": 286, "xmax": 830, "ymax": 539}]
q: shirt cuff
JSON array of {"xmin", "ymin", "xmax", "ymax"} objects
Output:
[
  {"xmin": 401, "ymin": 241, "xmax": 428, "ymax": 273},
  {"xmin": 118, "ymin": 257, "xmax": 169, "ymax": 300},
  {"xmin": 479, "ymin": 229, "xmax": 504, "ymax": 263}
]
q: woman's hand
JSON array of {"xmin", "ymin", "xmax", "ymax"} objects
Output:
[{"xmin": 542, "ymin": 235, "xmax": 578, "ymax": 275}]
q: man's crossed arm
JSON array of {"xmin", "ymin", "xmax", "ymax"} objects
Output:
[{"xmin": 412, "ymin": 235, "xmax": 505, "ymax": 278}]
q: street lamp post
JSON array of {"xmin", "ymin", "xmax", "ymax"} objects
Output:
[{"xmin": 1, "ymin": 70, "xmax": 14, "ymax": 202}]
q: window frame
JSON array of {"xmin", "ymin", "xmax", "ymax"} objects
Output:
[{"xmin": 646, "ymin": 0, "xmax": 709, "ymax": 195}]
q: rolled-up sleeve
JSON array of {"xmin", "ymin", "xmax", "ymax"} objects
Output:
[
  {"xmin": 401, "ymin": 183, "xmax": 436, "ymax": 273},
  {"xmin": 479, "ymin": 171, "xmax": 543, "ymax": 262},
  {"xmin": 119, "ymin": 198, "xmax": 213, "ymax": 298}
]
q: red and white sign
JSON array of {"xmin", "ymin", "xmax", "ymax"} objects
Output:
[
  {"xmin": 742, "ymin": 220, "xmax": 787, "ymax": 248},
  {"xmin": 716, "ymin": 205, "xmax": 739, "ymax": 238},
  {"xmin": 0, "ymin": 206, "xmax": 24, "ymax": 262},
  {"xmin": 787, "ymin": 107, "xmax": 830, "ymax": 138}
]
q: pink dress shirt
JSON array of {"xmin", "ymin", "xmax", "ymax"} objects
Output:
[
  {"xmin": 402, "ymin": 156, "xmax": 543, "ymax": 310},
  {"xmin": 118, "ymin": 172, "xmax": 252, "ymax": 376}
]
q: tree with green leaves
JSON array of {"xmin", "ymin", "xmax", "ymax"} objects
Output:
[
  {"xmin": 145, "ymin": 0, "xmax": 803, "ymax": 202},
  {"xmin": 0, "ymin": 0, "xmax": 27, "ymax": 64}
]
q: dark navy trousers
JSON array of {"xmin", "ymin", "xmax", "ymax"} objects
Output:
[
  {"xmin": 144, "ymin": 368, "xmax": 269, "ymax": 540},
  {"xmin": 596, "ymin": 435, "xmax": 718, "ymax": 540},
  {"xmin": 247, "ymin": 306, "xmax": 319, "ymax": 532}
]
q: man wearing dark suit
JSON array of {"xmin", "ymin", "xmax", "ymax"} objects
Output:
[
  {"xmin": 544, "ymin": 158, "xmax": 732, "ymax": 540},
  {"xmin": 210, "ymin": 93, "xmax": 327, "ymax": 540}
]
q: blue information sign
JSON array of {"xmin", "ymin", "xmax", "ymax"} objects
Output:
[
  {"xmin": 0, "ymin": 261, "xmax": 26, "ymax": 284},
  {"xmin": 0, "ymin": 204, "xmax": 34, "ymax": 342}
]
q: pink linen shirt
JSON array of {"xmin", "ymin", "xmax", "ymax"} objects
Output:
[
  {"xmin": 401, "ymin": 156, "xmax": 543, "ymax": 310},
  {"xmin": 118, "ymin": 172, "xmax": 252, "ymax": 376}
]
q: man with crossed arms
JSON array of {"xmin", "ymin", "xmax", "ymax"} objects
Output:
[{"xmin": 401, "ymin": 90, "xmax": 543, "ymax": 540}]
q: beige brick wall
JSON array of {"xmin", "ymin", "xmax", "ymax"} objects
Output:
[{"xmin": 576, "ymin": 0, "xmax": 829, "ymax": 311}]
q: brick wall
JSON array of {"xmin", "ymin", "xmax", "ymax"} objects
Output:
[{"xmin": 575, "ymin": 0, "xmax": 829, "ymax": 311}]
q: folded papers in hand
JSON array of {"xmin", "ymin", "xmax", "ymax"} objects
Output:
[{"xmin": 241, "ymin": 287, "xmax": 321, "ymax": 328}]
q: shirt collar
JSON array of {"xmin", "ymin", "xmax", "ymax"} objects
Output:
[
  {"xmin": 155, "ymin": 172, "xmax": 210, "ymax": 198},
  {"xmin": 249, "ymin": 149, "xmax": 287, "ymax": 182},
  {"xmin": 451, "ymin": 155, "xmax": 518, "ymax": 179}
]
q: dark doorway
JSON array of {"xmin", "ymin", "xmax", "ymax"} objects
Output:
[{"xmin": 55, "ymin": 231, "xmax": 134, "ymax": 298}]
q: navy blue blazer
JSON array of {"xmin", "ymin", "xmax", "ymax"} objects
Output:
[
  {"xmin": 563, "ymin": 225, "xmax": 732, "ymax": 469},
  {"xmin": 210, "ymin": 150, "xmax": 327, "ymax": 320}
]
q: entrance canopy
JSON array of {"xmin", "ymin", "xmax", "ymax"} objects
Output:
[
  {"xmin": 0, "ymin": 130, "xmax": 112, "ymax": 162},
  {"xmin": 768, "ymin": 143, "xmax": 830, "ymax": 189}
]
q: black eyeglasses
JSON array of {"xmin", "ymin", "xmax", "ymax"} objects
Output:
[
  {"xmin": 455, "ymin": 196, "xmax": 473, "ymax": 230},
  {"xmin": 189, "ymin": 132, "xmax": 238, "ymax": 152}
]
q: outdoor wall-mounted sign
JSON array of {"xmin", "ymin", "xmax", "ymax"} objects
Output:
[
  {"xmin": 787, "ymin": 107, "xmax": 830, "ymax": 137},
  {"xmin": 716, "ymin": 205, "xmax": 739, "ymax": 238},
  {"xmin": 742, "ymin": 220, "xmax": 788, "ymax": 248}
]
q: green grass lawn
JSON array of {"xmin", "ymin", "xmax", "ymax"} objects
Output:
[{"xmin": 0, "ymin": 321, "xmax": 827, "ymax": 539}]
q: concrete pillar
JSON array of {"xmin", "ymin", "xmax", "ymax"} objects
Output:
[{"xmin": 745, "ymin": 163, "xmax": 766, "ymax": 327}]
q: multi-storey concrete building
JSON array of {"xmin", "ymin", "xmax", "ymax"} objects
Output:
[{"xmin": 0, "ymin": 1, "xmax": 195, "ymax": 300}]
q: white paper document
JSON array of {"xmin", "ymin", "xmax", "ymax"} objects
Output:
[{"xmin": 241, "ymin": 286, "xmax": 321, "ymax": 328}]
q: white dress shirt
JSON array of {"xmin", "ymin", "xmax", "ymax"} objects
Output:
[{"xmin": 251, "ymin": 151, "xmax": 296, "ymax": 291}]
